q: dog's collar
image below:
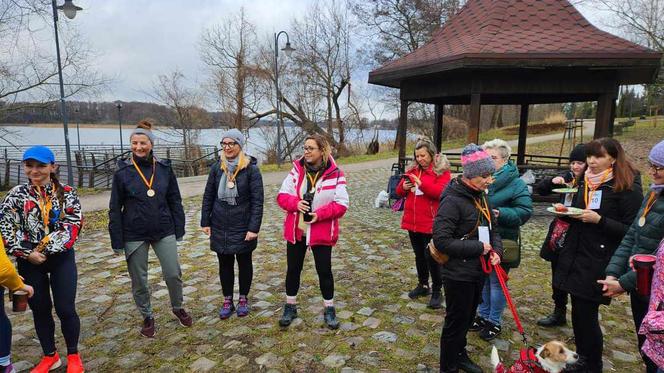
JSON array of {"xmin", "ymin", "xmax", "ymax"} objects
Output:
[{"xmin": 519, "ymin": 347, "xmax": 546, "ymax": 373}]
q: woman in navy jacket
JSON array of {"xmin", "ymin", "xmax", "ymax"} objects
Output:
[{"xmin": 201, "ymin": 129, "xmax": 264, "ymax": 319}]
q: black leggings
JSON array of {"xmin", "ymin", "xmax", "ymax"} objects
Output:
[
  {"xmin": 440, "ymin": 279, "xmax": 482, "ymax": 371},
  {"xmin": 217, "ymin": 251, "xmax": 253, "ymax": 297},
  {"xmin": 570, "ymin": 295, "xmax": 603, "ymax": 373},
  {"xmin": 550, "ymin": 259, "xmax": 568, "ymax": 308},
  {"xmin": 408, "ymin": 231, "xmax": 442, "ymax": 291},
  {"xmin": 285, "ymin": 240, "xmax": 334, "ymax": 300},
  {"xmin": 17, "ymin": 249, "xmax": 80, "ymax": 356}
]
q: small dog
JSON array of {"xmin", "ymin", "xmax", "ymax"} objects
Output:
[{"xmin": 491, "ymin": 341, "xmax": 578, "ymax": 373}]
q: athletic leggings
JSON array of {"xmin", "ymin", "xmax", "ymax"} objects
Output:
[
  {"xmin": 217, "ymin": 251, "xmax": 253, "ymax": 297},
  {"xmin": 17, "ymin": 249, "xmax": 80, "ymax": 356},
  {"xmin": 0, "ymin": 288, "xmax": 10, "ymax": 358},
  {"xmin": 285, "ymin": 240, "xmax": 334, "ymax": 300}
]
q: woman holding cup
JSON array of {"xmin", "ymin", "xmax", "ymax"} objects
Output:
[{"xmin": 600, "ymin": 139, "xmax": 664, "ymax": 373}]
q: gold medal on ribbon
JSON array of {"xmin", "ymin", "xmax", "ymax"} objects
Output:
[
  {"xmin": 637, "ymin": 191, "xmax": 657, "ymax": 228},
  {"xmin": 638, "ymin": 216, "xmax": 646, "ymax": 227},
  {"xmin": 131, "ymin": 157, "xmax": 156, "ymax": 197},
  {"xmin": 227, "ymin": 181, "xmax": 235, "ymax": 189},
  {"xmin": 147, "ymin": 189, "xmax": 156, "ymax": 197}
]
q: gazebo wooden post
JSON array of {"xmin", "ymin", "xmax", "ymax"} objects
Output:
[
  {"xmin": 397, "ymin": 100, "xmax": 409, "ymax": 164},
  {"xmin": 434, "ymin": 104, "xmax": 444, "ymax": 152},
  {"xmin": 594, "ymin": 92, "xmax": 616, "ymax": 139},
  {"xmin": 468, "ymin": 93, "xmax": 481, "ymax": 144},
  {"xmin": 517, "ymin": 104, "xmax": 529, "ymax": 166}
]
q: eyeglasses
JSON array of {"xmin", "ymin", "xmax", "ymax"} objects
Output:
[
  {"xmin": 648, "ymin": 162, "xmax": 664, "ymax": 173},
  {"xmin": 220, "ymin": 141, "xmax": 238, "ymax": 148},
  {"xmin": 303, "ymin": 146, "xmax": 319, "ymax": 152}
]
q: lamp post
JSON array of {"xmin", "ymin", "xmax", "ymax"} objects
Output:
[
  {"xmin": 74, "ymin": 107, "xmax": 81, "ymax": 152},
  {"xmin": 274, "ymin": 31, "xmax": 295, "ymax": 166},
  {"xmin": 51, "ymin": 0, "xmax": 82, "ymax": 186},
  {"xmin": 115, "ymin": 101, "xmax": 123, "ymax": 152}
]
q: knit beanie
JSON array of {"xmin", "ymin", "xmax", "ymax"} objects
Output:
[
  {"xmin": 569, "ymin": 143, "xmax": 586, "ymax": 163},
  {"xmin": 220, "ymin": 129, "xmax": 245, "ymax": 149},
  {"xmin": 649, "ymin": 139, "xmax": 664, "ymax": 167},
  {"xmin": 131, "ymin": 119, "xmax": 156, "ymax": 144},
  {"xmin": 461, "ymin": 143, "xmax": 495, "ymax": 179}
]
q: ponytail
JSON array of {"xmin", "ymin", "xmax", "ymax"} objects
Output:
[{"xmin": 50, "ymin": 172, "xmax": 65, "ymax": 203}]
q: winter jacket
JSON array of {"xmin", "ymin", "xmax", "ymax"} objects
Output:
[
  {"xmin": 488, "ymin": 161, "xmax": 532, "ymax": 268},
  {"xmin": 200, "ymin": 157, "xmax": 264, "ymax": 255},
  {"xmin": 432, "ymin": 176, "xmax": 503, "ymax": 283},
  {"xmin": 396, "ymin": 163, "xmax": 451, "ymax": 234},
  {"xmin": 605, "ymin": 191, "xmax": 664, "ymax": 292},
  {"xmin": 0, "ymin": 182, "xmax": 82, "ymax": 258},
  {"xmin": 0, "ymin": 239, "xmax": 24, "ymax": 291},
  {"xmin": 639, "ymin": 238, "xmax": 664, "ymax": 369},
  {"xmin": 277, "ymin": 156, "xmax": 349, "ymax": 247},
  {"xmin": 108, "ymin": 155, "xmax": 185, "ymax": 251},
  {"xmin": 553, "ymin": 176, "xmax": 643, "ymax": 304}
]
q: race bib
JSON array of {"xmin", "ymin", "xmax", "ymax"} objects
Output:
[
  {"xmin": 564, "ymin": 193, "xmax": 574, "ymax": 206},
  {"xmin": 478, "ymin": 226, "xmax": 490, "ymax": 245},
  {"xmin": 588, "ymin": 190, "xmax": 602, "ymax": 210}
]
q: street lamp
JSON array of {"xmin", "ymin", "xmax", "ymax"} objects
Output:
[
  {"xmin": 51, "ymin": 0, "xmax": 82, "ymax": 186},
  {"xmin": 274, "ymin": 31, "xmax": 295, "ymax": 166},
  {"xmin": 115, "ymin": 101, "xmax": 124, "ymax": 152}
]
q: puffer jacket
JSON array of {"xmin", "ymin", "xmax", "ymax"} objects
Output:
[
  {"xmin": 395, "ymin": 163, "xmax": 451, "ymax": 234},
  {"xmin": 639, "ymin": 238, "xmax": 664, "ymax": 369},
  {"xmin": 606, "ymin": 190, "xmax": 664, "ymax": 292},
  {"xmin": 432, "ymin": 176, "xmax": 503, "ymax": 283},
  {"xmin": 277, "ymin": 156, "xmax": 349, "ymax": 247},
  {"xmin": 108, "ymin": 155, "xmax": 185, "ymax": 251},
  {"xmin": 200, "ymin": 156, "xmax": 264, "ymax": 255},
  {"xmin": 553, "ymin": 176, "xmax": 643, "ymax": 304}
]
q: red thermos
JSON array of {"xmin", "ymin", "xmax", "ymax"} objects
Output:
[{"xmin": 633, "ymin": 254, "xmax": 657, "ymax": 297}]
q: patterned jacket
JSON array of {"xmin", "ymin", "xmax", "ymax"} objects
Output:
[
  {"xmin": 639, "ymin": 238, "xmax": 664, "ymax": 369},
  {"xmin": 0, "ymin": 182, "xmax": 82, "ymax": 257}
]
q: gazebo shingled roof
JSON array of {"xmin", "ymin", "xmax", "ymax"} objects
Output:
[{"xmin": 368, "ymin": 0, "xmax": 662, "ymax": 165}]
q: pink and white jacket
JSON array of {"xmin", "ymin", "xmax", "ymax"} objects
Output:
[
  {"xmin": 640, "ymin": 238, "xmax": 664, "ymax": 369},
  {"xmin": 277, "ymin": 156, "xmax": 349, "ymax": 247}
]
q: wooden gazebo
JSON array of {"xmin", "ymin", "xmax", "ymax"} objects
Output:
[{"xmin": 368, "ymin": 0, "xmax": 662, "ymax": 166}]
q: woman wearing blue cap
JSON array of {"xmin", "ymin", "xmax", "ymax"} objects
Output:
[
  {"xmin": 201, "ymin": 129, "xmax": 264, "ymax": 319},
  {"xmin": 0, "ymin": 145, "xmax": 84, "ymax": 373},
  {"xmin": 108, "ymin": 119, "xmax": 191, "ymax": 338}
]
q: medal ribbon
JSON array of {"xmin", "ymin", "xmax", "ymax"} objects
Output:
[
  {"xmin": 131, "ymin": 157, "xmax": 155, "ymax": 192},
  {"xmin": 584, "ymin": 168, "xmax": 611, "ymax": 208},
  {"xmin": 220, "ymin": 160, "xmax": 241, "ymax": 184},
  {"xmin": 306, "ymin": 171, "xmax": 320, "ymax": 193},
  {"xmin": 473, "ymin": 195, "xmax": 492, "ymax": 230},
  {"xmin": 639, "ymin": 191, "xmax": 658, "ymax": 224},
  {"xmin": 36, "ymin": 185, "xmax": 54, "ymax": 232}
]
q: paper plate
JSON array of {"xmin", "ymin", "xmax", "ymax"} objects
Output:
[
  {"xmin": 552, "ymin": 188, "xmax": 578, "ymax": 194},
  {"xmin": 546, "ymin": 206, "xmax": 583, "ymax": 216}
]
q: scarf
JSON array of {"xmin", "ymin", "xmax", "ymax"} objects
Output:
[
  {"xmin": 584, "ymin": 168, "xmax": 614, "ymax": 187},
  {"xmin": 218, "ymin": 152, "xmax": 249, "ymax": 205}
]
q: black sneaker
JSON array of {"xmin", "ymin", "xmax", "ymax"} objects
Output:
[
  {"xmin": 457, "ymin": 349, "xmax": 482, "ymax": 373},
  {"xmin": 479, "ymin": 321, "xmax": 501, "ymax": 341},
  {"xmin": 140, "ymin": 316, "xmax": 155, "ymax": 338},
  {"xmin": 278, "ymin": 303, "xmax": 298, "ymax": 327},
  {"xmin": 324, "ymin": 306, "xmax": 340, "ymax": 330},
  {"xmin": 408, "ymin": 284, "xmax": 430, "ymax": 299},
  {"xmin": 428, "ymin": 291, "xmax": 442, "ymax": 309},
  {"xmin": 468, "ymin": 316, "xmax": 486, "ymax": 332}
]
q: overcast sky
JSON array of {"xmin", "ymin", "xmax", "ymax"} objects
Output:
[{"xmin": 51, "ymin": 1, "xmax": 610, "ymax": 107}]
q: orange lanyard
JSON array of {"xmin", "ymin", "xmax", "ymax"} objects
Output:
[
  {"xmin": 473, "ymin": 195, "xmax": 492, "ymax": 230},
  {"xmin": 35, "ymin": 186, "xmax": 53, "ymax": 231},
  {"xmin": 306, "ymin": 171, "xmax": 320, "ymax": 193},
  {"xmin": 131, "ymin": 157, "xmax": 156, "ymax": 191},
  {"xmin": 639, "ymin": 191, "xmax": 658, "ymax": 223},
  {"xmin": 584, "ymin": 169, "xmax": 610, "ymax": 208},
  {"xmin": 220, "ymin": 160, "xmax": 242, "ymax": 182}
]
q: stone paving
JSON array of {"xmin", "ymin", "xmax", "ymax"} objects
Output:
[{"xmin": 6, "ymin": 165, "xmax": 646, "ymax": 372}]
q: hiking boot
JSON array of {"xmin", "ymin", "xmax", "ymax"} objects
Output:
[
  {"xmin": 66, "ymin": 353, "xmax": 84, "ymax": 373},
  {"xmin": 140, "ymin": 317, "xmax": 155, "ymax": 338},
  {"xmin": 469, "ymin": 316, "xmax": 486, "ymax": 332},
  {"xmin": 2, "ymin": 363, "xmax": 15, "ymax": 373},
  {"xmin": 324, "ymin": 306, "xmax": 340, "ymax": 330},
  {"xmin": 279, "ymin": 303, "xmax": 298, "ymax": 327},
  {"xmin": 408, "ymin": 283, "xmax": 430, "ymax": 299},
  {"xmin": 173, "ymin": 308, "xmax": 193, "ymax": 327},
  {"xmin": 428, "ymin": 291, "xmax": 442, "ymax": 309},
  {"xmin": 537, "ymin": 306, "xmax": 566, "ymax": 327},
  {"xmin": 237, "ymin": 296, "xmax": 250, "ymax": 317},
  {"xmin": 30, "ymin": 352, "xmax": 61, "ymax": 373},
  {"xmin": 457, "ymin": 349, "xmax": 482, "ymax": 373},
  {"xmin": 219, "ymin": 297, "xmax": 235, "ymax": 320},
  {"xmin": 479, "ymin": 321, "xmax": 501, "ymax": 341}
]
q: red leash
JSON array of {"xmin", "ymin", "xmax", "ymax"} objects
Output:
[{"xmin": 481, "ymin": 252, "xmax": 527, "ymax": 344}]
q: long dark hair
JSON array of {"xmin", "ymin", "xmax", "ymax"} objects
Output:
[
  {"xmin": 49, "ymin": 171, "xmax": 65, "ymax": 203},
  {"xmin": 585, "ymin": 138, "xmax": 636, "ymax": 192}
]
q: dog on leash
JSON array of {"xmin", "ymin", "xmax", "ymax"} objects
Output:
[{"xmin": 491, "ymin": 341, "xmax": 578, "ymax": 373}]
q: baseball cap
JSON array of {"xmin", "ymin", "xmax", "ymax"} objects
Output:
[{"xmin": 22, "ymin": 146, "xmax": 55, "ymax": 164}]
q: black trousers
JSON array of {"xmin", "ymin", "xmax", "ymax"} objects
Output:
[
  {"xmin": 217, "ymin": 251, "xmax": 253, "ymax": 297},
  {"xmin": 440, "ymin": 279, "xmax": 482, "ymax": 372},
  {"xmin": 570, "ymin": 295, "xmax": 603, "ymax": 373},
  {"xmin": 408, "ymin": 231, "xmax": 442, "ymax": 291},
  {"xmin": 550, "ymin": 259, "xmax": 568, "ymax": 308},
  {"xmin": 17, "ymin": 250, "xmax": 80, "ymax": 356},
  {"xmin": 285, "ymin": 240, "xmax": 334, "ymax": 300},
  {"xmin": 630, "ymin": 292, "xmax": 658, "ymax": 373}
]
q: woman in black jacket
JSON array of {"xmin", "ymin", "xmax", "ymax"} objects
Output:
[
  {"xmin": 108, "ymin": 120, "xmax": 191, "ymax": 338},
  {"xmin": 201, "ymin": 129, "xmax": 264, "ymax": 320},
  {"xmin": 433, "ymin": 144, "xmax": 502, "ymax": 373},
  {"xmin": 553, "ymin": 138, "xmax": 643, "ymax": 373}
]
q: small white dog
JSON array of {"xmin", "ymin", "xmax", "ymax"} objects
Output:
[{"xmin": 491, "ymin": 341, "xmax": 578, "ymax": 373}]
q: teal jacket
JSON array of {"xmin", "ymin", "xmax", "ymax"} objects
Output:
[{"xmin": 605, "ymin": 191, "xmax": 664, "ymax": 292}]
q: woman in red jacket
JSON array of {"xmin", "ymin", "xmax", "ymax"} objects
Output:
[{"xmin": 396, "ymin": 138, "xmax": 451, "ymax": 308}]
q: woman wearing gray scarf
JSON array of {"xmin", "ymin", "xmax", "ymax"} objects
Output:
[{"xmin": 201, "ymin": 129, "xmax": 264, "ymax": 319}]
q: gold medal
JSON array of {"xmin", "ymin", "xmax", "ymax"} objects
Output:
[
  {"xmin": 638, "ymin": 216, "xmax": 646, "ymax": 227},
  {"xmin": 131, "ymin": 157, "xmax": 156, "ymax": 198},
  {"xmin": 227, "ymin": 181, "xmax": 235, "ymax": 189},
  {"xmin": 147, "ymin": 189, "xmax": 156, "ymax": 197},
  {"xmin": 637, "ymin": 191, "xmax": 657, "ymax": 229}
]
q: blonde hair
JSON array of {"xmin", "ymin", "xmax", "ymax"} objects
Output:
[
  {"xmin": 410, "ymin": 138, "xmax": 450, "ymax": 175},
  {"xmin": 305, "ymin": 134, "xmax": 332, "ymax": 165}
]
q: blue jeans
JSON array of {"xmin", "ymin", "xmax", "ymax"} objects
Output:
[{"xmin": 478, "ymin": 270, "xmax": 508, "ymax": 325}]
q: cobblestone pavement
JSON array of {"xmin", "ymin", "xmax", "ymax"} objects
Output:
[{"xmin": 7, "ymin": 165, "xmax": 644, "ymax": 372}]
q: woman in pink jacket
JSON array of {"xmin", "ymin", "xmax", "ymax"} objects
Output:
[{"xmin": 276, "ymin": 134, "xmax": 349, "ymax": 330}]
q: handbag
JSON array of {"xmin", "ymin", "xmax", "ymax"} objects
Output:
[
  {"xmin": 428, "ymin": 241, "xmax": 449, "ymax": 265},
  {"xmin": 548, "ymin": 218, "xmax": 570, "ymax": 252},
  {"xmin": 391, "ymin": 197, "xmax": 405, "ymax": 212},
  {"xmin": 501, "ymin": 233, "xmax": 521, "ymax": 266}
]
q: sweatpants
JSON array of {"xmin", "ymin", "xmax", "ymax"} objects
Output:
[
  {"xmin": 125, "ymin": 235, "xmax": 183, "ymax": 318},
  {"xmin": 217, "ymin": 251, "xmax": 253, "ymax": 297},
  {"xmin": 440, "ymin": 278, "xmax": 483, "ymax": 371},
  {"xmin": 408, "ymin": 231, "xmax": 442, "ymax": 291},
  {"xmin": 17, "ymin": 249, "xmax": 80, "ymax": 355},
  {"xmin": 285, "ymin": 240, "xmax": 333, "ymax": 300}
]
